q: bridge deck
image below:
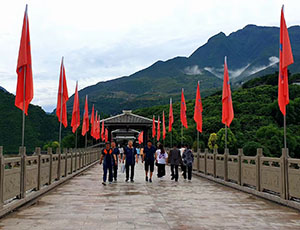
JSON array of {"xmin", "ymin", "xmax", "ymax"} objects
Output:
[{"xmin": 0, "ymin": 163, "xmax": 300, "ymax": 230}]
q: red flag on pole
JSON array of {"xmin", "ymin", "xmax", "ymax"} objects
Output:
[
  {"xmin": 94, "ymin": 111, "xmax": 98, "ymax": 139},
  {"xmin": 222, "ymin": 57, "xmax": 234, "ymax": 127},
  {"xmin": 105, "ymin": 128, "xmax": 108, "ymax": 142},
  {"xmin": 90, "ymin": 105, "xmax": 94, "ymax": 138},
  {"xmin": 138, "ymin": 131, "xmax": 144, "ymax": 144},
  {"xmin": 56, "ymin": 57, "xmax": 69, "ymax": 128},
  {"xmin": 15, "ymin": 5, "xmax": 33, "ymax": 115},
  {"xmin": 97, "ymin": 115, "xmax": 101, "ymax": 140},
  {"xmin": 152, "ymin": 115, "xmax": 156, "ymax": 138},
  {"xmin": 180, "ymin": 89, "xmax": 188, "ymax": 129},
  {"xmin": 162, "ymin": 111, "xmax": 166, "ymax": 140},
  {"xmin": 101, "ymin": 120, "xmax": 105, "ymax": 141},
  {"xmin": 278, "ymin": 6, "xmax": 294, "ymax": 115},
  {"xmin": 194, "ymin": 81, "xmax": 203, "ymax": 133},
  {"xmin": 81, "ymin": 96, "xmax": 89, "ymax": 136},
  {"xmin": 168, "ymin": 98, "xmax": 174, "ymax": 132},
  {"xmin": 157, "ymin": 116, "xmax": 161, "ymax": 141},
  {"xmin": 71, "ymin": 82, "xmax": 80, "ymax": 133}
]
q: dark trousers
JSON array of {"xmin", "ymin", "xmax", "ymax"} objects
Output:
[
  {"xmin": 126, "ymin": 164, "xmax": 135, "ymax": 180},
  {"xmin": 113, "ymin": 164, "xmax": 118, "ymax": 180},
  {"xmin": 171, "ymin": 165, "xmax": 179, "ymax": 181},
  {"xmin": 157, "ymin": 163, "xmax": 166, "ymax": 178},
  {"xmin": 103, "ymin": 163, "xmax": 113, "ymax": 182},
  {"xmin": 182, "ymin": 165, "xmax": 192, "ymax": 180}
]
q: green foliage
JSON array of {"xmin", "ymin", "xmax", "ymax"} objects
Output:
[
  {"xmin": 208, "ymin": 133, "xmax": 218, "ymax": 151},
  {"xmin": 216, "ymin": 128, "xmax": 237, "ymax": 154},
  {"xmin": 43, "ymin": 141, "xmax": 60, "ymax": 152}
]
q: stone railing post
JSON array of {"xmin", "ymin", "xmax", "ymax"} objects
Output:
[
  {"xmin": 57, "ymin": 148, "xmax": 61, "ymax": 180},
  {"xmin": 36, "ymin": 147, "xmax": 41, "ymax": 191},
  {"xmin": 74, "ymin": 149, "xmax": 77, "ymax": 171},
  {"xmin": 213, "ymin": 148, "xmax": 217, "ymax": 178},
  {"xmin": 281, "ymin": 148, "xmax": 288, "ymax": 200},
  {"xmin": 20, "ymin": 147, "xmax": 26, "ymax": 199},
  {"xmin": 0, "ymin": 147, "xmax": 4, "ymax": 207},
  {"xmin": 48, "ymin": 148, "xmax": 53, "ymax": 185},
  {"xmin": 63, "ymin": 148, "xmax": 67, "ymax": 177},
  {"xmin": 256, "ymin": 148, "xmax": 262, "ymax": 191},
  {"xmin": 238, "ymin": 149, "xmax": 243, "ymax": 185},
  {"xmin": 79, "ymin": 149, "xmax": 82, "ymax": 168},
  {"xmin": 196, "ymin": 150, "xmax": 199, "ymax": 171},
  {"xmin": 204, "ymin": 148, "xmax": 208, "ymax": 174},
  {"xmin": 224, "ymin": 148, "xmax": 229, "ymax": 181},
  {"xmin": 70, "ymin": 148, "xmax": 73, "ymax": 174}
]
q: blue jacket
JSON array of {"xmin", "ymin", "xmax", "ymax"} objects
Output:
[
  {"xmin": 124, "ymin": 147, "xmax": 137, "ymax": 165},
  {"xmin": 143, "ymin": 146, "xmax": 156, "ymax": 162}
]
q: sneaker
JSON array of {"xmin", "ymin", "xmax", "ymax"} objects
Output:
[
  {"xmin": 145, "ymin": 176, "xmax": 148, "ymax": 182},
  {"xmin": 125, "ymin": 179, "xmax": 129, "ymax": 182},
  {"xmin": 130, "ymin": 179, "xmax": 134, "ymax": 183},
  {"xmin": 109, "ymin": 181, "xmax": 112, "ymax": 184},
  {"xmin": 114, "ymin": 178, "xmax": 117, "ymax": 182},
  {"xmin": 102, "ymin": 182, "xmax": 106, "ymax": 186},
  {"xmin": 149, "ymin": 178, "xmax": 152, "ymax": 183},
  {"xmin": 171, "ymin": 176, "xmax": 175, "ymax": 181}
]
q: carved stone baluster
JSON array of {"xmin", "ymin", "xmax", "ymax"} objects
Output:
[
  {"xmin": 213, "ymin": 148, "xmax": 217, "ymax": 178},
  {"xmin": 64, "ymin": 148, "xmax": 68, "ymax": 177},
  {"xmin": 48, "ymin": 148, "xmax": 52, "ymax": 185},
  {"xmin": 281, "ymin": 148, "xmax": 288, "ymax": 199},
  {"xmin": 57, "ymin": 148, "xmax": 61, "ymax": 180},
  {"xmin": 256, "ymin": 148, "xmax": 263, "ymax": 191},
  {"xmin": 36, "ymin": 147, "xmax": 41, "ymax": 191},
  {"xmin": 224, "ymin": 148, "xmax": 229, "ymax": 181},
  {"xmin": 238, "ymin": 149, "xmax": 243, "ymax": 185},
  {"xmin": 204, "ymin": 148, "xmax": 208, "ymax": 175},
  {"xmin": 20, "ymin": 147, "xmax": 26, "ymax": 199},
  {"xmin": 0, "ymin": 146, "xmax": 4, "ymax": 207}
]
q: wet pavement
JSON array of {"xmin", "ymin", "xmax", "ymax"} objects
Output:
[{"xmin": 0, "ymin": 162, "xmax": 300, "ymax": 230}]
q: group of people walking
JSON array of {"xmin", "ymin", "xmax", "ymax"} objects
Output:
[{"xmin": 99, "ymin": 140, "xmax": 194, "ymax": 185}]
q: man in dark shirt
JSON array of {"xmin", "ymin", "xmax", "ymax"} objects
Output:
[
  {"xmin": 111, "ymin": 141, "xmax": 120, "ymax": 182},
  {"xmin": 100, "ymin": 142, "xmax": 117, "ymax": 186},
  {"xmin": 142, "ymin": 140, "xmax": 156, "ymax": 183},
  {"xmin": 122, "ymin": 140, "xmax": 138, "ymax": 182},
  {"xmin": 168, "ymin": 144, "xmax": 182, "ymax": 182}
]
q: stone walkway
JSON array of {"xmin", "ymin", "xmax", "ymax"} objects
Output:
[{"xmin": 0, "ymin": 163, "xmax": 300, "ymax": 230}]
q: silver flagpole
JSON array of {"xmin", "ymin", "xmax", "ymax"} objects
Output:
[{"xmin": 59, "ymin": 57, "xmax": 64, "ymax": 148}]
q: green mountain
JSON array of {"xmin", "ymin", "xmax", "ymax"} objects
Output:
[
  {"xmin": 0, "ymin": 90, "xmax": 71, "ymax": 154},
  {"xmin": 133, "ymin": 73, "xmax": 300, "ymax": 158},
  {"xmin": 67, "ymin": 24, "xmax": 300, "ymax": 115}
]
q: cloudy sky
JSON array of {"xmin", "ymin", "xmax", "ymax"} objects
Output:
[{"xmin": 0, "ymin": 0, "xmax": 299, "ymax": 112}]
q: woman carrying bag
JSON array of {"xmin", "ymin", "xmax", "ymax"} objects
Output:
[{"xmin": 156, "ymin": 144, "xmax": 168, "ymax": 178}]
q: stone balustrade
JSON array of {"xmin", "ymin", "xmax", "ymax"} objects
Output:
[
  {"xmin": 193, "ymin": 148, "xmax": 300, "ymax": 206},
  {"xmin": 0, "ymin": 146, "xmax": 100, "ymax": 217}
]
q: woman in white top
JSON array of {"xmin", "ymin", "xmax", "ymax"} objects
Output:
[{"xmin": 156, "ymin": 144, "xmax": 168, "ymax": 178}]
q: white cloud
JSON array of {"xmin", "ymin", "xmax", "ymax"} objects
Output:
[
  {"xmin": 0, "ymin": 0, "xmax": 299, "ymax": 111},
  {"xmin": 184, "ymin": 65, "xmax": 202, "ymax": 75}
]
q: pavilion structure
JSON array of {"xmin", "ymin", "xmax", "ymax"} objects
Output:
[{"xmin": 100, "ymin": 110, "xmax": 157, "ymax": 146}]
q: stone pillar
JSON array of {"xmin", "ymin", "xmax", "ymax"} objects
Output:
[
  {"xmin": 74, "ymin": 149, "xmax": 77, "ymax": 171},
  {"xmin": 197, "ymin": 151, "xmax": 200, "ymax": 172},
  {"xmin": 238, "ymin": 149, "xmax": 243, "ymax": 185},
  {"xmin": 69, "ymin": 148, "xmax": 73, "ymax": 175},
  {"xmin": 213, "ymin": 148, "xmax": 217, "ymax": 178},
  {"xmin": 204, "ymin": 148, "xmax": 208, "ymax": 175},
  {"xmin": 36, "ymin": 147, "xmax": 41, "ymax": 191},
  {"xmin": 64, "ymin": 148, "xmax": 68, "ymax": 177},
  {"xmin": 57, "ymin": 148, "xmax": 61, "ymax": 180},
  {"xmin": 256, "ymin": 148, "xmax": 263, "ymax": 191},
  {"xmin": 0, "ymin": 146, "xmax": 4, "ymax": 207},
  {"xmin": 224, "ymin": 148, "xmax": 229, "ymax": 181},
  {"xmin": 48, "ymin": 148, "xmax": 52, "ymax": 185},
  {"xmin": 281, "ymin": 148, "xmax": 288, "ymax": 200},
  {"xmin": 20, "ymin": 147, "xmax": 26, "ymax": 199}
]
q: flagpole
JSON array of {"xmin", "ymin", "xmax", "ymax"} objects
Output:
[
  {"xmin": 85, "ymin": 133, "xmax": 87, "ymax": 148},
  {"xmin": 197, "ymin": 130, "xmax": 199, "ymax": 153},
  {"xmin": 181, "ymin": 124, "xmax": 183, "ymax": 146},
  {"xmin": 21, "ymin": 66, "xmax": 26, "ymax": 147},
  {"xmin": 284, "ymin": 114, "xmax": 287, "ymax": 149},
  {"xmin": 75, "ymin": 129, "xmax": 78, "ymax": 148},
  {"xmin": 59, "ymin": 57, "xmax": 64, "ymax": 148},
  {"xmin": 170, "ymin": 131, "xmax": 172, "ymax": 148},
  {"xmin": 225, "ymin": 124, "xmax": 228, "ymax": 149}
]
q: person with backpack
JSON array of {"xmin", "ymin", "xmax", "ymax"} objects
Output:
[
  {"xmin": 182, "ymin": 145, "xmax": 194, "ymax": 181},
  {"xmin": 122, "ymin": 140, "xmax": 138, "ymax": 182},
  {"xmin": 156, "ymin": 144, "xmax": 168, "ymax": 178},
  {"xmin": 100, "ymin": 142, "xmax": 117, "ymax": 186}
]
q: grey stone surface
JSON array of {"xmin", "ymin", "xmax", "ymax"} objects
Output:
[{"xmin": 0, "ymin": 163, "xmax": 300, "ymax": 230}]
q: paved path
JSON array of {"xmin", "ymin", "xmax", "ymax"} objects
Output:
[{"xmin": 0, "ymin": 163, "xmax": 300, "ymax": 230}]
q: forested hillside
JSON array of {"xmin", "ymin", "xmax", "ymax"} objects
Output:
[{"xmin": 134, "ymin": 73, "xmax": 300, "ymax": 158}]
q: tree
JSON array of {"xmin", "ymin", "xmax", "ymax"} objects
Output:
[
  {"xmin": 208, "ymin": 133, "xmax": 218, "ymax": 151},
  {"xmin": 216, "ymin": 128, "xmax": 237, "ymax": 154}
]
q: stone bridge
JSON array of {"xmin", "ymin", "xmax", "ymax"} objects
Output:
[{"xmin": 0, "ymin": 147, "xmax": 300, "ymax": 229}]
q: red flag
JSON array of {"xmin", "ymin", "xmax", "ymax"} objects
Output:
[
  {"xmin": 97, "ymin": 115, "xmax": 101, "ymax": 140},
  {"xmin": 194, "ymin": 81, "xmax": 203, "ymax": 133},
  {"xmin": 101, "ymin": 120, "xmax": 105, "ymax": 141},
  {"xmin": 138, "ymin": 131, "xmax": 144, "ymax": 144},
  {"xmin": 90, "ymin": 105, "xmax": 95, "ymax": 138},
  {"xmin": 162, "ymin": 111, "xmax": 166, "ymax": 140},
  {"xmin": 180, "ymin": 89, "xmax": 188, "ymax": 128},
  {"xmin": 94, "ymin": 111, "xmax": 98, "ymax": 139},
  {"xmin": 81, "ymin": 96, "xmax": 89, "ymax": 136},
  {"xmin": 152, "ymin": 115, "xmax": 156, "ymax": 138},
  {"xmin": 168, "ymin": 98, "xmax": 174, "ymax": 132},
  {"xmin": 71, "ymin": 82, "xmax": 80, "ymax": 133},
  {"xmin": 15, "ymin": 5, "xmax": 33, "ymax": 115},
  {"xmin": 278, "ymin": 6, "xmax": 294, "ymax": 115},
  {"xmin": 157, "ymin": 116, "xmax": 161, "ymax": 141},
  {"xmin": 222, "ymin": 57, "xmax": 234, "ymax": 127},
  {"xmin": 105, "ymin": 128, "xmax": 108, "ymax": 142}
]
